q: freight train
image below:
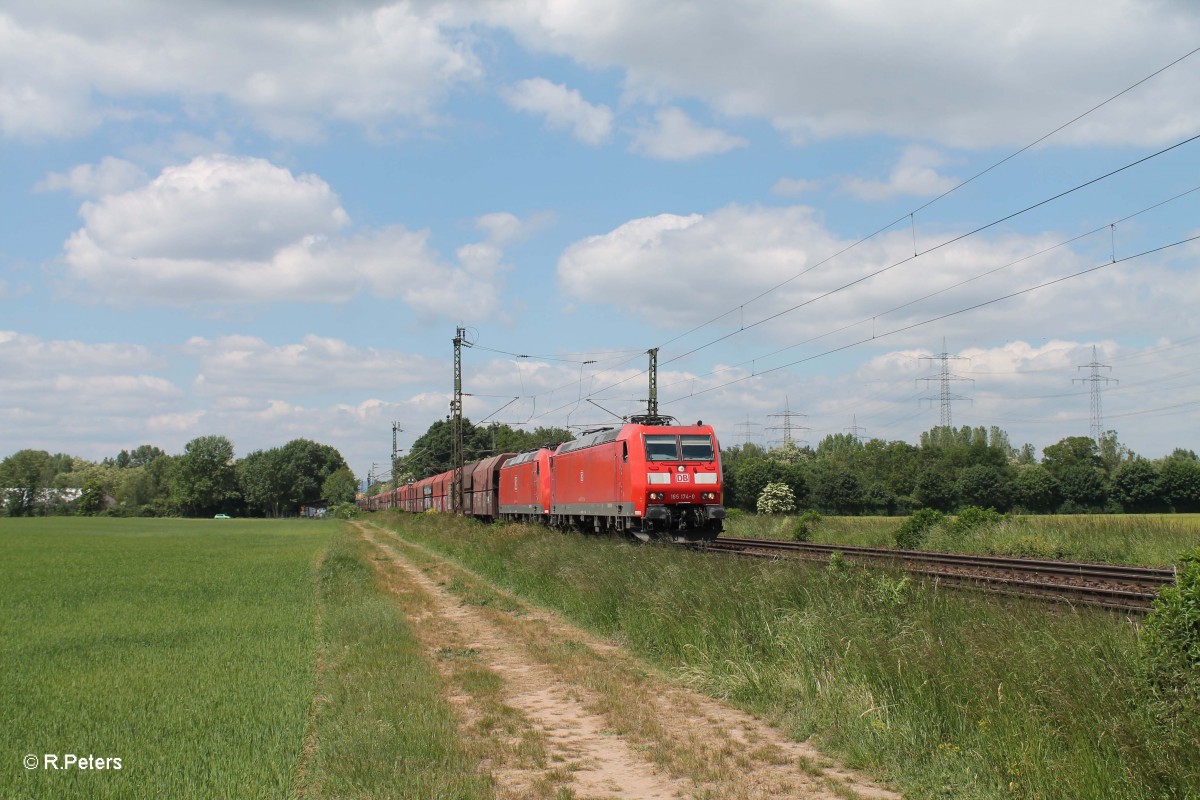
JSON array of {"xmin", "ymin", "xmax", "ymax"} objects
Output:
[{"xmin": 361, "ymin": 420, "xmax": 725, "ymax": 542}]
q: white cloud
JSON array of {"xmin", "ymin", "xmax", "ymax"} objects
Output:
[
  {"xmin": 505, "ymin": 77, "xmax": 613, "ymax": 145},
  {"xmin": 184, "ymin": 335, "xmax": 439, "ymax": 397},
  {"xmin": 0, "ymin": 3, "xmax": 481, "ymax": 140},
  {"xmin": 478, "ymin": 0, "xmax": 1200, "ymax": 148},
  {"xmin": 839, "ymin": 146, "xmax": 959, "ymax": 202},
  {"xmin": 35, "ymin": 157, "xmax": 149, "ymax": 196},
  {"xmin": 556, "ymin": 203, "xmax": 1200, "ymax": 349},
  {"xmin": 628, "ymin": 107, "xmax": 746, "ymax": 160},
  {"xmin": 55, "ymin": 154, "xmax": 513, "ymax": 319},
  {"xmin": 0, "ymin": 330, "xmax": 162, "ymax": 376},
  {"xmin": 0, "ymin": 331, "xmax": 184, "ymax": 456}
]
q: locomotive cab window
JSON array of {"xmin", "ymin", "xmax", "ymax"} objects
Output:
[
  {"xmin": 680, "ymin": 435, "xmax": 715, "ymax": 461},
  {"xmin": 644, "ymin": 435, "xmax": 680, "ymax": 462}
]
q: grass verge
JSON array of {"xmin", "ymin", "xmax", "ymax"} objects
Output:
[
  {"xmin": 728, "ymin": 512, "xmax": 1200, "ymax": 566},
  {"xmin": 376, "ymin": 511, "xmax": 1200, "ymax": 800},
  {"xmin": 297, "ymin": 526, "xmax": 491, "ymax": 800}
]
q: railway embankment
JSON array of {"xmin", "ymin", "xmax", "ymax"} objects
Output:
[{"xmin": 371, "ymin": 511, "xmax": 1200, "ymax": 800}]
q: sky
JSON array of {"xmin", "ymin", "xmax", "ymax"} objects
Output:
[{"xmin": 2, "ymin": 0, "xmax": 1199, "ymax": 483}]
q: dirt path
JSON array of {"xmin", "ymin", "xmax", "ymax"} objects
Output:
[{"xmin": 355, "ymin": 522, "xmax": 901, "ymax": 800}]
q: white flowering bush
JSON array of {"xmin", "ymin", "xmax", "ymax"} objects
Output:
[{"xmin": 756, "ymin": 481, "xmax": 796, "ymax": 514}]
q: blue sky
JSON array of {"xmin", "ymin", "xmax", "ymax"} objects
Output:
[{"xmin": 3, "ymin": 0, "xmax": 1199, "ymax": 481}]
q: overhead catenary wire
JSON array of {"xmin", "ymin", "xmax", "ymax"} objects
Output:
[
  {"xmin": 655, "ymin": 233, "xmax": 1200, "ymax": 404},
  {"xmin": 450, "ymin": 48, "xmax": 1200, "ymax": 437},
  {"xmin": 531, "ymin": 130, "xmax": 1200, "ymax": 419},
  {"xmin": 652, "ymin": 43, "xmax": 1200, "ymax": 354},
  {"xmin": 644, "ymin": 181, "xmax": 1200, "ymax": 395},
  {"xmin": 657, "ymin": 131, "xmax": 1200, "ymax": 371}
]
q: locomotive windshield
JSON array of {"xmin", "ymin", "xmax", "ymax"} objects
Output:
[
  {"xmin": 645, "ymin": 435, "xmax": 679, "ymax": 461},
  {"xmin": 645, "ymin": 434, "xmax": 715, "ymax": 461},
  {"xmin": 680, "ymin": 435, "xmax": 715, "ymax": 461}
]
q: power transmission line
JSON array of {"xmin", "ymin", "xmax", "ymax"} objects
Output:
[
  {"xmin": 653, "ymin": 44, "xmax": 1200, "ymax": 354},
  {"xmin": 767, "ymin": 396, "xmax": 809, "ymax": 447},
  {"xmin": 655, "ymin": 232, "xmax": 1200, "ymax": 405},
  {"xmin": 1074, "ymin": 345, "xmax": 1117, "ymax": 443},
  {"xmin": 918, "ymin": 338, "xmax": 974, "ymax": 427}
]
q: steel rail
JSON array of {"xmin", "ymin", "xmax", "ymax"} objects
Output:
[{"xmin": 697, "ymin": 536, "xmax": 1174, "ymax": 611}]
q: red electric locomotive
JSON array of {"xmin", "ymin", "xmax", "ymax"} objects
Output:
[
  {"xmin": 539, "ymin": 421, "xmax": 724, "ymax": 542},
  {"xmin": 497, "ymin": 447, "xmax": 554, "ymax": 524},
  {"xmin": 361, "ymin": 421, "xmax": 724, "ymax": 543}
]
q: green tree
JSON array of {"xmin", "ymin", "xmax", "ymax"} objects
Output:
[
  {"xmin": 1112, "ymin": 460, "xmax": 1162, "ymax": 513},
  {"xmin": 955, "ymin": 464, "xmax": 1013, "ymax": 512},
  {"xmin": 1159, "ymin": 459, "xmax": 1200, "ymax": 513},
  {"xmin": 812, "ymin": 469, "xmax": 863, "ymax": 515},
  {"xmin": 237, "ymin": 448, "xmax": 290, "ymax": 517},
  {"xmin": 76, "ymin": 481, "xmax": 107, "ymax": 515},
  {"xmin": 118, "ymin": 455, "xmax": 175, "ymax": 515},
  {"xmin": 1012, "ymin": 464, "xmax": 1059, "ymax": 513},
  {"xmin": 1098, "ymin": 430, "xmax": 1135, "ymax": 477},
  {"xmin": 914, "ymin": 469, "xmax": 955, "ymax": 512},
  {"xmin": 732, "ymin": 458, "xmax": 778, "ymax": 511},
  {"xmin": 278, "ymin": 439, "xmax": 347, "ymax": 509},
  {"xmin": 0, "ymin": 449, "xmax": 52, "ymax": 516},
  {"xmin": 172, "ymin": 436, "xmax": 238, "ymax": 517},
  {"xmin": 1042, "ymin": 436, "xmax": 1103, "ymax": 479},
  {"xmin": 1056, "ymin": 464, "xmax": 1108, "ymax": 512},
  {"xmin": 322, "ymin": 467, "xmax": 359, "ymax": 505}
]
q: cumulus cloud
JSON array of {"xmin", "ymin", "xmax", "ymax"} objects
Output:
[
  {"xmin": 839, "ymin": 146, "xmax": 959, "ymax": 202},
  {"xmin": 505, "ymin": 77, "xmax": 613, "ymax": 145},
  {"xmin": 556, "ymin": 203, "xmax": 1200, "ymax": 350},
  {"xmin": 55, "ymin": 154, "xmax": 514, "ymax": 319},
  {"xmin": 0, "ymin": 331, "xmax": 184, "ymax": 458},
  {"xmin": 628, "ymin": 107, "xmax": 746, "ymax": 160},
  {"xmin": 477, "ymin": 0, "xmax": 1200, "ymax": 148},
  {"xmin": 0, "ymin": 2, "xmax": 480, "ymax": 140},
  {"xmin": 35, "ymin": 156, "xmax": 149, "ymax": 196},
  {"xmin": 0, "ymin": 330, "xmax": 162, "ymax": 376},
  {"xmin": 185, "ymin": 334, "xmax": 439, "ymax": 397}
]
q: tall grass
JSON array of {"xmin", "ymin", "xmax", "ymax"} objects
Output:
[
  {"xmin": 729, "ymin": 512, "xmax": 1200, "ymax": 566},
  {"xmin": 381, "ymin": 512, "xmax": 1200, "ymax": 800},
  {"xmin": 0, "ymin": 517, "xmax": 333, "ymax": 799}
]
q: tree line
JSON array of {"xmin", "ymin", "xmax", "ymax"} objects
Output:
[
  {"xmin": 6, "ymin": 422, "xmax": 1197, "ymax": 518},
  {"xmin": 0, "ymin": 436, "xmax": 357, "ymax": 518},
  {"xmin": 724, "ymin": 426, "xmax": 1200, "ymax": 515}
]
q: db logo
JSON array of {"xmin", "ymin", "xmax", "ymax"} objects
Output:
[{"xmin": 675, "ymin": 473, "xmax": 690, "ymax": 483}]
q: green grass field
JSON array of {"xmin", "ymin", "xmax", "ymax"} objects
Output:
[
  {"xmin": 727, "ymin": 512, "xmax": 1200, "ymax": 566},
  {"xmin": 1, "ymin": 517, "xmax": 492, "ymax": 800},
  {"xmin": 0, "ymin": 518, "xmax": 336, "ymax": 799}
]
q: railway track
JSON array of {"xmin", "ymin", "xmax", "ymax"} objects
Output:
[{"xmin": 698, "ymin": 536, "xmax": 1176, "ymax": 612}]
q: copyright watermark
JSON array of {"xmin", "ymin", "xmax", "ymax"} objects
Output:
[{"xmin": 24, "ymin": 754, "xmax": 123, "ymax": 770}]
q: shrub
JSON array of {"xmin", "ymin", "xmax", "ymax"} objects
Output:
[
  {"xmin": 329, "ymin": 502, "xmax": 362, "ymax": 520},
  {"xmin": 827, "ymin": 549, "xmax": 851, "ymax": 576},
  {"xmin": 792, "ymin": 509, "xmax": 823, "ymax": 542},
  {"xmin": 894, "ymin": 508, "xmax": 944, "ymax": 550},
  {"xmin": 756, "ymin": 482, "xmax": 796, "ymax": 515},
  {"xmin": 1141, "ymin": 549, "xmax": 1200, "ymax": 696},
  {"xmin": 947, "ymin": 506, "xmax": 1004, "ymax": 537}
]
